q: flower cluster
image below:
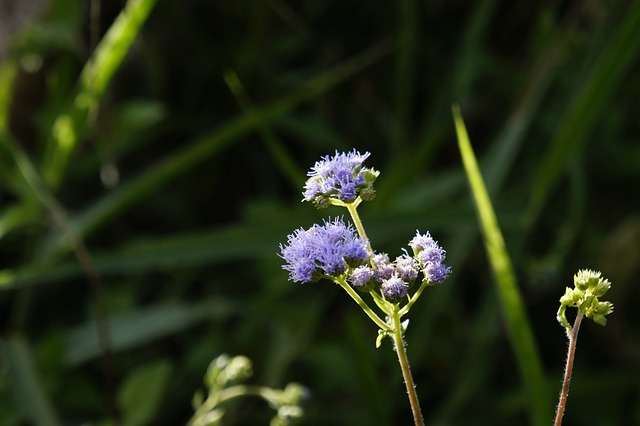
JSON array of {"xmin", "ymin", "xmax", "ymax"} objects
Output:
[
  {"xmin": 279, "ymin": 217, "xmax": 369, "ymax": 283},
  {"xmin": 557, "ymin": 269, "xmax": 614, "ymax": 329},
  {"xmin": 282, "ymin": 150, "xmax": 451, "ymax": 307},
  {"xmin": 345, "ymin": 233, "xmax": 450, "ymax": 302},
  {"xmin": 303, "ymin": 150, "xmax": 379, "ymax": 207},
  {"xmin": 409, "ymin": 231, "xmax": 451, "ymax": 284}
]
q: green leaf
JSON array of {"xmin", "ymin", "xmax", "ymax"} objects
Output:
[
  {"xmin": 2, "ymin": 335, "xmax": 60, "ymax": 426},
  {"xmin": 66, "ymin": 299, "xmax": 236, "ymax": 365},
  {"xmin": 117, "ymin": 359, "xmax": 173, "ymax": 426}
]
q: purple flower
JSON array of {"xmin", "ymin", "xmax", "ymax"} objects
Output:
[
  {"xmin": 394, "ymin": 254, "xmax": 419, "ymax": 283},
  {"xmin": 409, "ymin": 231, "xmax": 451, "ymax": 284},
  {"xmin": 280, "ymin": 217, "xmax": 369, "ymax": 283},
  {"xmin": 371, "ymin": 253, "xmax": 394, "ymax": 282},
  {"xmin": 382, "ymin": 276, "xmax": 409, "ymax": 301},
  {"xmin": 350, "ymin": 266, "xmax": 375, "ymax": 288},
  {"xmin": 302, "ymin": 150, "xmax": 379, "ymax": 207}
]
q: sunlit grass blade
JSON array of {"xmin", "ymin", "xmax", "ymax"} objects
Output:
[
  {"xmin": 528, "ymin": 1, "xmax": 640, "ymax": 224},
  {"xmin": 2, "ymin": 335, "xmax": 60, "ymax": 426},
  {"xmin": 43, "ymin": 0, "xmax": 157, "ymax": 188},
  {"xmin": 452, "ymin": 105, "xmax": 551, "ymax": 426}
]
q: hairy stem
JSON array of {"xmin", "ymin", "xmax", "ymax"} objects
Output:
[
  {"xmin": 554, "ymin": 312, "xmax": 583, "ymax": 426},
  {"xmin": 391, "ymin": 309, "xmax": 425, "ymax": 426}
]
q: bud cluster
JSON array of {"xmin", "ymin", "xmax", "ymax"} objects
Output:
[{"xmin": 557, "ymin": 269, "xmax": 614, "ymax": 330}]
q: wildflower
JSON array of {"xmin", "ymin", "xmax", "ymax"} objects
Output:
[
  {"xmin": 394, "ymin": 253, "xmax": 419, "ymax": 284},
  {"xmin": 302, "ymin": 150, "xmax": 379, "ymax": 207},
  {"xmin": 409, "ymin": 231, "xmax": 451, "ymax": 284},
  {"xmin": 280, "ymin": 217, "xmax": 369, "ymax": 283},
  {"xmin": 371, "ymin": 253, "xmax": 395, "ymax": 282},
  {"xmin": 350, "ymin": 265, "xmax": 375, "ymax": 289},
  {"xmin": 382, "ymin": 276, "xmax": 409, "ymax": 301}
]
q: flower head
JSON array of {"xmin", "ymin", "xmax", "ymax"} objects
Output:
[
  {"xmin": 280, "ymin": 217, "xmax": 369, "ymax": 283},
  {"xmin": 382, "ymin": 276, "xmax": 409, "ymax": 301},
  {"xmin": 303, "ymin": 150, "xmax": 379, "ymax": 207},
  {"xmin": 409, "ymin": 231, "xmax": 451, "ymax": 284},
  {"xmin": 350, "ymin": 265, "xmax": 375, "ymax": 290},
  {"xmin": 558, "ymin": 269, "xmax": 614, "ymax": 329}
]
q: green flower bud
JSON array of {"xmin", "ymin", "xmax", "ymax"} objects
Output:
[
  {"xmin": 560, "ymin": 287, "xmax": 579, "ymax": 306},
  {"xmin": 592, "ymin": 278, "xmax": 612, "ymax": 298},
  {"xmin": 558, "ymin": 269, "xmax": 614, "ymax": 331}
]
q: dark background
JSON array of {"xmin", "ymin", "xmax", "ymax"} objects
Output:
[{"xmin": 1, "ymin": 0, "xmax": 639, "ymax": 424}]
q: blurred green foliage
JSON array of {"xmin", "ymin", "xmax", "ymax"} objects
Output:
[{"xmin": 1, "ymin": 0, "xmax": 639, "ymax": 425}]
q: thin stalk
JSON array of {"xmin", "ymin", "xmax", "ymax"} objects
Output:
[
  {"xmin": 399, "ymin": 279, "xmax": 429, "ymax": 317},
  {"xmin": 331, "ymin": 198, "xmax": 374, "ymax": 257},
  {"xmin": 554, "ymin": 312, "xmax": 583, "ymax": 426},
  {"xmin": 188, "ymin": 385, "xmax": 282, "ymax": 426},
  {"xmin": 334, "ymin": 277, "xmax": 390, "ymax": 331},
  {"xmin": 391, "ymin": 309, "xmax": 424, "ymax": 426}
]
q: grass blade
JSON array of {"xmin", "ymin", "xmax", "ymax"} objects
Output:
[
  {"xmin": 452, "ymin": 105, "xmax": 551, "ymax": 426},
  {"xmin": 43, "ymin": 0, "xmax": 157, "ymax": 187}
]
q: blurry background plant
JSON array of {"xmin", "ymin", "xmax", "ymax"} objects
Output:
[{"xmin": 0, "ymin": 0, "xmax": 639, "ymax": 425}]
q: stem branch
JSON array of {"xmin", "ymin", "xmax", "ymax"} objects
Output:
[{"xmin": 335, "ymin": 277, "xmax": 390, "ymax": 331}]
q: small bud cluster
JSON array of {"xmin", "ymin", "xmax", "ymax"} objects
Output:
[
  {"xmin": 302, "ymin": 150, "xmax": 379, "ymax": 207},
  {"xmin": 191, "ymin": 354, "xmax": 307, "ymax": 426},
  {"xmin": 557, "ymin": 269, "xmax": 614, "ymax": 330},
  {"xmin": 346, "ymin": 234, "xmax": 450, "ymax": 302}
]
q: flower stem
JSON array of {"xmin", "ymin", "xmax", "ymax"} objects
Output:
[
  {"xmin": 343, "ymin": 198, "xmax": 374, "ymax": 257},
  {"xmin": 391, "ymin": 308, "xmax": 425, "ymax": 426},
  {"xmin": 335, "ymin": 277, "xmax": 390, "ymax": 331},
  {"xmin": 554, "ymin": 312, "xmax": 583, "ymax": 426}
]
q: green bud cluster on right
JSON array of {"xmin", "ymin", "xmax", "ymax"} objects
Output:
[{"xmin": 557, "ymin": 269, "xmax": 614, "ymax": 332}]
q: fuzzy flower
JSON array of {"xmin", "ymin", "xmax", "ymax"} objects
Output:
[
  {"xmin": 394, "ymin": 254, "xmax": 419, "ymax": 283},
  {"xmin": 371, "ymin": 253, "xmax": 395, "ymax": 282},
  {"xmin": 409, "ymin": 231, "xmax": 451, "ymax": 284},
  {"xmin": 302, "ymin": 150, "xmax": 379, "ymax": 207},
  {"xmin": 280, "ymin": 217, "xmax": 369, "ymax": 283},
  {"xmin": 350, "ymin": 265, "xmax": 375, "ymax": 289},
  {"xmin": 382, "ymin": 276, "xmax": 409, "ymax": 301}
]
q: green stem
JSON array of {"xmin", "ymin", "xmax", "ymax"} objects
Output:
[
  {"xmin": 391, "ymin": 308, "xmax": 425, "ymax": 426},
  {"xmin": 188, "ymin": 384, "xmax": 280, "ymax": 426},
  {"xmin": 398, "ymin": 279, "xmax": 429, "ymax": 317},
  {"xmin": 335, "ymin": 277, "xmax": 390, "ymax": 331},
  {"xmin": 331, "ymin": 198, "xmax": 374, "ymax": 257},
  {"xmin": 554, "ymin": 312, "xmax": 583, "ymax": 426}
]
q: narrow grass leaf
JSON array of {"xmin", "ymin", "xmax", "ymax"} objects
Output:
[
  {"xmin": 66, "ymin": 299, "xmax": 236, "ymax": 365},
  {"xmin": 452, "ymin": 105, "xmax": 551, "ymax": 426},
  {"xmin": 43, "ymin": 0, "xmax": 157, "ymax": 187}
]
